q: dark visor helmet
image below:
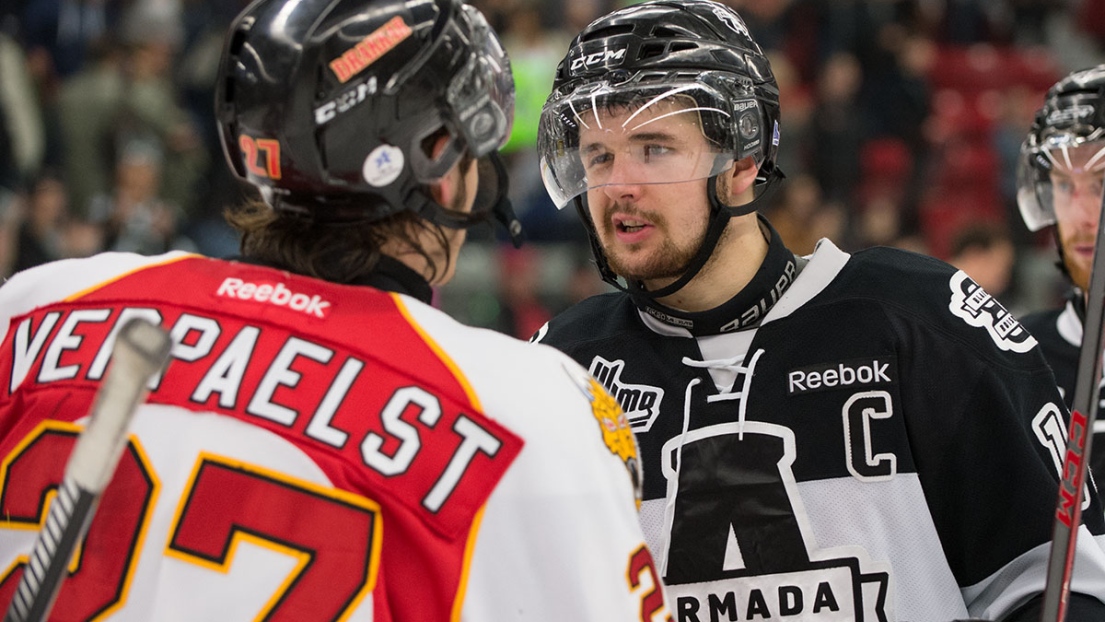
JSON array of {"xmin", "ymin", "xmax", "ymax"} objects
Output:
[
  {"xmin": 536, "ymin": 0, "xmax": 783, "ymax": 297},
  {"xmin": 1017, "ymin": 64, "xmax": 1105, "ymax": 232},
  {"xmin": 216, "ymin": 0, "xmax": 521, "ymax": 240}
]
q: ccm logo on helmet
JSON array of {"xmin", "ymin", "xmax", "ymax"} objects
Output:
[
  {"xmin": 570, "ymin": 47, "xmax": 627, "ymax": 71},
  {"xmin": 1046, "ymin": 104, "xmax": 1095, "ymax": 126},
  {"xmin": 217, "ymin": 278, "xmax": 331, "ymax": 319},
  {"xmin": 315, "ymin": 76, "xmax": 378, "ymax": 126}
]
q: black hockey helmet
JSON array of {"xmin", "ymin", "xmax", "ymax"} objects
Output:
[
  {"xmin": 216, "ymin": 0, "xmax": 522, "ymax": 242},
  {"xmin": 1017, "ymin": 64, "xmax": 1105, "ymax": 232},
  {"xmin": 536, "ymin": 0, "xmax": 784, "ymax": 297}
]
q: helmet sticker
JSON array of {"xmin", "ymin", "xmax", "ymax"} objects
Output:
[
  {"xmin": 363, "ymin": 145, "xmax": 405, "ymax": 187},
  {"xmin": 772, "ymin": 120, "xmax": 780, "ymax": 147},
  {"xmin": 711, "ymin": 6, "xmax": 750, "ymax": 37},
  {"xmin": 329, "ymin": 16, "xmax": 412, "ymax": 84},
  {"xmin": 239, "ymin": 135, "xmax": 282, "ymax": 180}
]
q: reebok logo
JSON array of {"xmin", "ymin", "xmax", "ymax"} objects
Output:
[
  {"xmin": 589, "ymin": 356, "xmax": 664, "ymax": 432},
  {"xmin": 788, "ymin": 357, "xmax": 895, "ymax": 395},
  {"xmin": 217, "ymin": 278, "xmax": 331, "ymax": 319}
]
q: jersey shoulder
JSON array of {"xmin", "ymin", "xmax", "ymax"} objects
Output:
[
  {"xmin": 400, "ymin": 295, "xmax": 642, "ymax": 495},
  {"xmin": 1, "ymin": 251, "xmax": 195, "ymax": 302},
  {"xmin": 821, "ymin": 246, "xmax": 1042, "ymax": 362},
  {"xmin": 398, "ymin": 293, "xmax": 621, "ymax": 421},
  {"xmin": 835, "ymin": 246, "xmax": 959, "ymax": 302},
  {"xmin": 531, "ymin": 292, "xmax": 639, "ymax": 351}
]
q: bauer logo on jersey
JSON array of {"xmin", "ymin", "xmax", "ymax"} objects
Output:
[
  {"xmin": 948, "ymin": 271, "xmax": 1036, "ymax": 353},
  {"xmin": 787, "ymin": 357, "xmax": 896, "ymax": 395},
  {"xmin": 588, "ymin": 356, "xmax": 665, "ymax": 432}
]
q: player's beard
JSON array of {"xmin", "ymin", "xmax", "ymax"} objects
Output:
[
  {"xmin": 598, "ymin": 203, "xmax": 700, "ymax": 282},
  {"xmin": 1056, "ymin": 243, "xmax": 1091, "ymax": 293},
  {"xmin": 1061, "ymin": 232, "xmax": 1095, "ymax": 292}
]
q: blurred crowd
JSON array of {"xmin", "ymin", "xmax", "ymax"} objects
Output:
[{"xmin": 2, "ymin": 0, "xmax": 1105, "ymax": 335}]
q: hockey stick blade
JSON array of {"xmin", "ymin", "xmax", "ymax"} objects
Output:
[
  {"xmin": 3, "ymin": 318, "xmax": 172, "ymax": 622},
  {"xmin": 1040, "ymin": 189, "xmax": 1105, "ymax": 622}
]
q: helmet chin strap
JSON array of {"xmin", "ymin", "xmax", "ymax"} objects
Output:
[
  {"xmin": 579, "ymin": 165, "xmax": 785, "ymax": 302},
  {"xmin": 272, "ymin": 152, "xmax": 526, "ymax": 249},
  {"xmin": 416, "ymin": 152, "xmax": 525, "ymax": 248}
]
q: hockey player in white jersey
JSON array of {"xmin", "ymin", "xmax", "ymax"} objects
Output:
[
  {"xmin": 532, "ymin": 1, "xmax": 1105, "ymax": 620},
  {"xmin": 1018, "ymin": 65, "xmax": 1105, "ymax": 485},
  {"xmin": 0, "ymin": 0, "xmax": 670, "ymax": 619}
]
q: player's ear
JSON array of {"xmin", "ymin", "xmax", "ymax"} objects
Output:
[
  {"xmin": 427, "ymin": 134, "xmax": 459, "ymax": 208},
  {"xmin": 717, "ymin": 156, "xmax": 759, "ymax": 205},
  {"xmin": 729, "ymin": 156, "xmax": 759, "ymax": 195}
]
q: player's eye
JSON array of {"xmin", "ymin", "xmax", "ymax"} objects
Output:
[
  {"xmin": 588, "ymin": 152, "xmax": 613, "ymax": 169},
  {"xmin": 642, "ymin": 145, "xmax": 672, "ymax": 162}
]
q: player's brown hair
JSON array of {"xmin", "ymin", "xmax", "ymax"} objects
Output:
[
  {"xmin": 225, "ymin": 202, "xmax": 454, "ymax": 285},
  {"xmin": 226, "ymin": 139, "xmax": 474, "ymax": 284}
]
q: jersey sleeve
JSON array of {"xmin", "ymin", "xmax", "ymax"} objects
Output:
[
  {"xmin": 895, "ymin": 272, "xmax": 1105, "ymax": 619},
  {"xmin": 396, "ymin": 298, "xmax": 670, "ymax": 621}
]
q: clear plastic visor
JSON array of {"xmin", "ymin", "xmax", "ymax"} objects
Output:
[
  {"xmin": 538, "ymin": 83, "xmax": 738, "ymax": 208},
  {"xmin": 1017, "ymin": 135, "xmax": 1105, "ymax": 231},
  {"xmin": 446, "ymin": 4, "xmax": 514, "ymax": 157},
  {"xmin": 396, "ymin": 3, "xmax": 514, "ymax": 160}
]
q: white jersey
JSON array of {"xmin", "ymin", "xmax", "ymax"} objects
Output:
[{"xmin": 0, "ymin": 251, "xmax": 670, "ymax": 621}]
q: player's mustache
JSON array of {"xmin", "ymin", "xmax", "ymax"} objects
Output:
[
  {"xmin": 1068, "ymin": 234, "xmax": 1099, "ymax": 246},
  {"xmin": 602, "ymin": 203, "xmax": 663, "ymax": 227}
]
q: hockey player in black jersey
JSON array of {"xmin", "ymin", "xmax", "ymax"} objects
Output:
[
  {"xmin": 1018, "ymin": 65, "xmax": 1105, "ymax": 494},
  {"xmin": 531, "ymin": 1, "xmax": 1105, "ymax": 620}
]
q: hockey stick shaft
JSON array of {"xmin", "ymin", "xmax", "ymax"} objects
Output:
[
  {"xmin": 3, "ymin": 318, "xmax": 172, "ymax": 622},
  {"xmin": 1040, "ymin": 190, "xmax": 1105, "ymax": 622}
]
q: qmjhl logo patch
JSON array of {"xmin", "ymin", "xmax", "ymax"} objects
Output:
[{"xmin": 588, "ymin": 356, "xmax": 664, "ymax": 433}]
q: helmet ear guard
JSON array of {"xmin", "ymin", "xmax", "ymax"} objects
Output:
[{"xmin": 215, "ymin": 0, "xmax": 521, "ymax": 241}]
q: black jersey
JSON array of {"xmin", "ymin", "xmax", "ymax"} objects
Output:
[
  {"xmin": 1021, "ymin": 298, "xmax": 1105, "ymax": 485},
  {"xmin": 535, "ymin": 239, "xmax": 1105, "ymax": 621}
]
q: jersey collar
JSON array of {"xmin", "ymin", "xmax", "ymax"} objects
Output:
[
  {"xmin": 236, "ymin": 253, "xmax": 434, "ymax": 304},
  {"xmin": 633, "ymin": 215, "xmax": 798, "ymax": 336}
]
